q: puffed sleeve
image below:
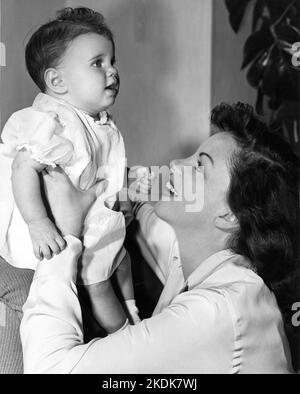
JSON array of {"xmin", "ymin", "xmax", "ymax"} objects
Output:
[{"xmin": 1, "ymin": 108, "xmax": 74, "ymax": 167}]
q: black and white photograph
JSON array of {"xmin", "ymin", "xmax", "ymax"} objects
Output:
[{"xmin": 0, "ymin": 0, "xmax": 299, "ymax": 377}]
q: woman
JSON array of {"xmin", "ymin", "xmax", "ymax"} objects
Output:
[{"xmin": 20, "ymin": 103, "xmax": 299, "ymax": 373}]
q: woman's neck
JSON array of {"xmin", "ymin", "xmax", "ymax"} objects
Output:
[{"xmin": 175, "ymin": 227, "xmax": 227, "ymax": 280}]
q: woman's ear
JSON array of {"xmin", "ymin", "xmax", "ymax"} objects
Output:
[
  {"xmin": 44, "ymin": 68, "xmax": 67, "ymax": 94},
  {"xmin": 214, "ymin": 211, "xmax": 239, "ymax": 233}
]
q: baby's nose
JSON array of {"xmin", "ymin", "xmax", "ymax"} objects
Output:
[{"xmin": 107, "ymin": 66, "xmax": 118, "ymax": 79}]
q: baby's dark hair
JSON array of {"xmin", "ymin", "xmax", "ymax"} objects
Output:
[{"xmin": 25, "ymin": 7, "xmax": 114, "ymax": 92}]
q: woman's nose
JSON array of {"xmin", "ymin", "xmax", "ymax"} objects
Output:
[
  {"xmin": 169, "ymin": 160, "xmax": 186, "ymax": 179},
  {"xmin": 170, "ymin": 159, "xmax": 181, "ymax": 170},
  {"xmin": 170, "ymin": 157, "xmax": 191, "ymax": 172}
]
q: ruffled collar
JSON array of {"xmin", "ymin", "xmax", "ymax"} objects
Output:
[
  {"xmin": 33, "ymin": 93, "xmax": 114, "ymax": 127},
  {"xmin": 93, "ymin": 110, "xmax": 113, "ymax": 126},
  {"xmin": 76, "ymin": 109, "xmax": 114, "ymax": 128}
]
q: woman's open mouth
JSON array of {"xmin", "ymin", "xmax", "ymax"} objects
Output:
[{"xmin": 166, "ymin": 177, "xmax": 179, "ymax": 197}]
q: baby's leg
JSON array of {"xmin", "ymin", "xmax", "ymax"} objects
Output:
[
  {"xmin": 114, "ymin": 253, "xmax": 140, "ymax": 324},
  {"xmin": 83, "ymin": 279, "xmax": 126, "ymax": 334},
  {"xmin": 80, "ymin": 205, "xmax": 128, "ymax": 332}
]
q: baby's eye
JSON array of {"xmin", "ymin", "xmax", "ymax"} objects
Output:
[{"xmin": 92, "ymin": 59, "xmax": 103, "ymax": 68}]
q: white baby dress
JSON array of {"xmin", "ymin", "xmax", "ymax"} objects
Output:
[{"xmin": 0, "ymin": 93, "xmax": 126, "ymax": 284}]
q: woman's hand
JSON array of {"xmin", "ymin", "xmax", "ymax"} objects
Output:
[{"xmin": 42, "ymin": 167, "xmax": 108, "ymax": 238}]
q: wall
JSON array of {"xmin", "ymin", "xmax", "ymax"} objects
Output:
[
  {"xmin": 66, "ymin": 0, "xmax": 212, "ymax": 165},
  {"xmin": 211, "ymin": 0, "xmax": 257, "ymax": 109},
  {"xmin": 0, "ymin": 0, "xmax": 213, "ymax": 165},
  {"xmin": 0, "ymin": 0, "xmax": 66, "ymax": 131},
  {"xmin": 0, "ymin": 0, "xmax": 262, "ymax": 165}
]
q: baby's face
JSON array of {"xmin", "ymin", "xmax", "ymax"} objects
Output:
[{"xmin": 58, "ymin": 32, "xmax": 119, "ymax": 116}]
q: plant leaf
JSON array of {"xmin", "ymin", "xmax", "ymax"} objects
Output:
[
  {"xmin": 275, "ymin": 24, "xmax": 300, "ymax": 45},
  {"xmin": 265, "ymin": 0, "xmax": 296, "ymax": 21},
  {"xmin": 268, "ymin": 95, "xmax": 282, "ymax": 111},
  {"xmin": 278, "ymin": 68, "xmax": 300, "ymax": 101},
  {"xmin": 255, "ymin": 88, "xmax": 265, "ymax": 115},
  {"xmin": 246, "ymin": 49, "xmax": 270, "ymax": 88},
  {"xmin": 224, "ymin": 0, "xmax": 252, "ymax": 33},
  {"xmin": 279, "ymin": 40, "xmax": 295, "ymax": 55},
  {"xmin": 241, "ymin": 21, "xmax": 274, "ymax": 69},
  {"xmin": 252, "ymin": 0, "xmax": 266, "ymax": 32},
  {"xmin": 261, "ymin": 47, "xmax": 280, "ymax": 96}
]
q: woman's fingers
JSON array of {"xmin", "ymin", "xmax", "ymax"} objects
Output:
[
  {"xmin": 43, "ymin": 167, "xmax": 72, "ymax": 189},
  {"xmin": 46, "ymin": 166, "xmax": 67, "ymax": 178},
  {"xmin": 93, "ymin": 179, "xmax": 109, "ymax": 198}
]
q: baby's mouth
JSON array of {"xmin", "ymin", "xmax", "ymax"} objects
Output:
[
  {"xmin": 105, "ymin": 75, "xmax": 120, "ymax": 94},
  {"xmin": 106, "ymin": 79, "xmax": 119, "ymax": 93}
]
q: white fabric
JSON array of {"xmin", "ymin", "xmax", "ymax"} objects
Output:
[
  {"xmin": 123, "ymin": 299, "xmax": 140, "ymax": 324},
  {"xmin": 135, "ymin": 203, "xmax": 185, "ymax": 313},
  {"xmin": 0, "ymin": 93, "xmax": 126, "ymax": 283},
  {"xmin": 21, "ymin": 234, "xmax": 294, "ymax": 374}
]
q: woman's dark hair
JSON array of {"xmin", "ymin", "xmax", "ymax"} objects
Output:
[
  {"xmin": 211, "ymin": 102, "xmax": 300, "ymax": 320},
  {"xmin": 25, "ymin": 7, "xmax": 114, "ymax": 92}
]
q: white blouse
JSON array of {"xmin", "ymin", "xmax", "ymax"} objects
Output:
[
  {"xmin": 21, "ymin": 232, "xmax": 294, "ymax": 373},
  {"xmin": 0, "ymin": 94, "xmax": 126, "ymax": 283}
]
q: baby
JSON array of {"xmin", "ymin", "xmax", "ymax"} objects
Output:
[{"xmin": 0, "ymin": 7, "xmax": 139, "ymax": 332}]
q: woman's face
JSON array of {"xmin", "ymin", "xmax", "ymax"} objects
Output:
[{"xmin": 154, "ymin": 132, "xmax": 237, "ymax": 233}]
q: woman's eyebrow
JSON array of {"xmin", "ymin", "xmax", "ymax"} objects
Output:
[{"xmin": 199, "ymin": 152, "xmax": 214, "ymax": 166}]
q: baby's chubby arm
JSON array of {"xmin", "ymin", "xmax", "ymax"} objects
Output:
[{"xmin": 12, "ymin": 150, "xmax": 66, "ymax": 260}]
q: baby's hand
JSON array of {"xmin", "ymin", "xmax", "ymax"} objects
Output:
[
  {"xmin": 28, "ymin": 217, "xmax": 66, "ymax": 260},
  {"xmin": 128, "ymin": 166, "xmax": 155, "ymax": 199}
]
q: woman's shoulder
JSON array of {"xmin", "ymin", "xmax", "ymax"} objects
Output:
[{"xmin": 171, "ymin": 257, "xmax": 277, "ymax": 327}]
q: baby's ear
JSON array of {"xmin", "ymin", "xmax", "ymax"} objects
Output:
[
  {"xmin": 214, "ymin": 211, "xmax": 239, "ymax": 233},
  {"xmin": 44, "ymin": 68, "xmax": 67, "ymax": 94}
]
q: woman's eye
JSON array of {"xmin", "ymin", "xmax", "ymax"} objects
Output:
[{"xmin": 196, "ymin": 158, "xmax": 204, "ymax": 172}]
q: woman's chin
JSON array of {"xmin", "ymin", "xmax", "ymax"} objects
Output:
[
  {"xmin": 154, "ymin": 199, "xmax": 175, "ymax": 222},
  {"xmin": 153, "ymin": 200, "xmax": 166, "ymax": 220}
]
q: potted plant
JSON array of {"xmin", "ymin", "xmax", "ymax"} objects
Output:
[{"xmin": 224, "ymin": 0, "xmax": 300, "ymax": 153}]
